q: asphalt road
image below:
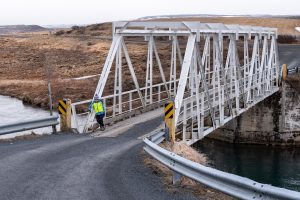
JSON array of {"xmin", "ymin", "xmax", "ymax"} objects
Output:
[
  {"xmin": 0, "ymin": 117, "xmax": 198, "ymax": 200},
  {"xmin": 278, "ymin": 44, "xmax": 300, "ymax": 68}
]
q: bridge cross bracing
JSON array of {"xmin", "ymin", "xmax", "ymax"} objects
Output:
[{"xmin": 72, "ymin": 21, "xmax": 280, "ymax": 145}]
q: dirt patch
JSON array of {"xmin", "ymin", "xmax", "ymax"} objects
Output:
[{"xmin": 143, "ymin": 142, "xmax": 235, "ymax": 200}]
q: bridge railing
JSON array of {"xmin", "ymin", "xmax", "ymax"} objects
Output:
[
  {"xmin": 143, "ymin": 132, "xmax": 300, "ymax": 200},
  {"xmin": 71, "ymin": 80, "xmax": 179, "ymax": 133}
]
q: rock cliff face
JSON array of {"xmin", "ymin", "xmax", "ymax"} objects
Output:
[{"xmin": 208, "ymin": 79, "xmax": 300, "ymax": 146}]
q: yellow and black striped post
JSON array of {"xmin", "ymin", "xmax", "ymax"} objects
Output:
[
  {"xmin": 164, "ymin": 101, "xmax": 175, "ymax": 143},
  {"xmin": 58, "ymin": 99, "xmax": 72, "ymax": 132},
  {"xmin": 58, "ymin": 100, "xmax": 67, "ymax": 115}
]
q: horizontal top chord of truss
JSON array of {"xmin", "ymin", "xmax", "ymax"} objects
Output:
[{"xmin": 113, "ymin": 21, "xmax": 277, "ymax": 36}]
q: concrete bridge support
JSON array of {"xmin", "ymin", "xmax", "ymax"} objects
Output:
[{"xmin": 208, "ymin": 77, "xmax": 300, "ymax": 145}]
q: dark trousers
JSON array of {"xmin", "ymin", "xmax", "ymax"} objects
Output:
[{"xmin": 95, "ymin": 113, "xmax": 105, "ymax": 127}]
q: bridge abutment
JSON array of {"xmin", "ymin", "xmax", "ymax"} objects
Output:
[{"xmin": 208, "ymin": 77, "xmax": 300, "ymax": 146}]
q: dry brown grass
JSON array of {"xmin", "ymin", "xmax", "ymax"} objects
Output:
[{"xmin": 163, "ymin": 142, "xmax": 207, "ymax": 164}]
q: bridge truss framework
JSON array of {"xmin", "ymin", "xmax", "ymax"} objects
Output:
[{"xmin": 73, "ymin": 21, "xmax": 280, "ymax": 145}]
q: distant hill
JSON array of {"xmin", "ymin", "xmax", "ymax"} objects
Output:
[{"xmin": 0, "ymin": 25, "xmax": 48, "ymax": 34}]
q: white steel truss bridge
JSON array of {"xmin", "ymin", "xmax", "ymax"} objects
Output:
[{"xmin": 72, "ymin": 21, "xmax": 280, "ymax": 145}]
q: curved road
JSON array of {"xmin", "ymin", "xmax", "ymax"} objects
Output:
[{"xmin": 0, "ymin": 117, "xmax": 198, "ymax": 200}]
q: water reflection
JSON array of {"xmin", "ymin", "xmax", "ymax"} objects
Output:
[{"xmin": 194, "ymin": 139, "xmax": 300, "ymax": 192}]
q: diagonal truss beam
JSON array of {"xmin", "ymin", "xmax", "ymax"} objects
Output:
[{"xmin": 175, "ymin": 34, "xmax": 196, "ymax": 126}]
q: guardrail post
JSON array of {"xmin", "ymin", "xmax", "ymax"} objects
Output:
[{"xmin": 58, "ymin": 99, "xmax": 72, "ymax": 132}]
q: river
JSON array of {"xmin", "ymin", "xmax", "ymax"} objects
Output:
[
  {"xmin": 0, "ymin": 95, "xmax": 57, "ymax": 139},
  {"xmin": 194, "ymin": 138, "xmax": 300, "ymax": 192}
]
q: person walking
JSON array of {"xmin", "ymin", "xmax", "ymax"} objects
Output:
[{"xmin": 89, "ymin": 94, "xmax": 106, "ymax": 131}]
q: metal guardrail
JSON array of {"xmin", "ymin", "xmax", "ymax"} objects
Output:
[
  {"xmin": 0, "ymin": 116, "xmax": 59, "ymax": 135},
  {"xmin": 143, "ymin": 132, "xmax": 300, "ymax": 200}
]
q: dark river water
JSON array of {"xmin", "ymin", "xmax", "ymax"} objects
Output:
[{"xmin": 194, "ymin": 139, "xmax": 300, "ymax": 192}]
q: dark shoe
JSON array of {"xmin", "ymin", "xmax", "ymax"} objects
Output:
[{"xmin": 100, "ymin": 126, "xmax": 105, "ymax": 131}]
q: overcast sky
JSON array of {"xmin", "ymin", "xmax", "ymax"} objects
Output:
[{"xmin": 0, "ymin": 0, "xmax": 299, "ymax": 25}]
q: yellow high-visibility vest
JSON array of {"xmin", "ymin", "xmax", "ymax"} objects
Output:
[{"xmin": 92, "ymin": 102, "xmax": 104, "ymax": 113}]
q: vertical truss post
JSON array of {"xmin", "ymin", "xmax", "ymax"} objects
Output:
[
  {"xmin": 193, "ymin": 46, "xmax": 202, "ymax": 139},
  {"xmin": 182, "ymin": 100, "xmax": 187, "ymax": 142},
  {"xmin": 274, "ymin": 36, "xmax": 280, "ymax": 87},
  {"xmin": 175, "ymin": 36, "xmax": 183, "ymax": 66},
  {"xmin": 170, "ymin": 36, "xmax": 177, "ymax": 96},
  {"xmin": 212, "ymin": 36, "xmax": 216, "ymax": 109},
  {"xmin": 230, "ymin": 35, "xmax": 240, "ymax": 114},
  {"xmin": 190, "ymin": 57, "xmax": 196, "ymax": 140},
  {"xmin": 213, "ymin": 34, "xmax": 224, "ymax": 124},
  {"xmin": 205, "ymin": 35, "xmax": 211, "ymax": 84},
  {"xmin": 246, "ymin": 35, "xmax": 259, "ymax": 103},
  {"xmin": 243, "ymin": 35, "xmax": 250, "ymax": 92},
  {"xmin": 113, "ymin": 44, "xmax": 123, "ymax": 117},
  {"xmin": 145, "ymin": 37, "xmax": 154, "ymax": 104},
  {"xmin": 266, "ymin": 36, "xmax": 276, "ymax": 91},
  {"xmin": 254, "ymin": 36, "xmax": 261, "ymax": 96}
]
